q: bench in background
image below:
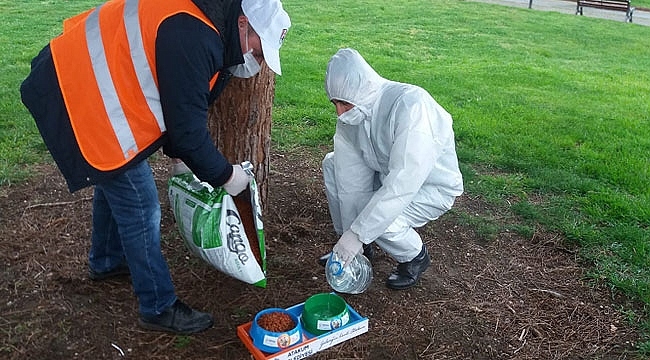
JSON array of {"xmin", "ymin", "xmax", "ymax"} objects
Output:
[{"xmin": 576, "ymin": 0, "xmax": 635, "ymax": 22}]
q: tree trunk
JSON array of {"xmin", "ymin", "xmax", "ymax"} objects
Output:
[{"xmin": 207, "ymin": 63, "xmax": 274, "ymax": 209}]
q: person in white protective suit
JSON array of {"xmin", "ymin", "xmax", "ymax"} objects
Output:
[{"xmin": 320, "ymin": 48, "xmax": 464, "ymax": 290}]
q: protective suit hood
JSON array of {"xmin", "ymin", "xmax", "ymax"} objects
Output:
[{"xmin": 325, "ymin": 48, "xmax": 386, "ymax": 110}]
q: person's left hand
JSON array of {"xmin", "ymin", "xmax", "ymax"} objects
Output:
[
  {"xmin": 332, "ymin": 230, "xmax": 363, "ymax": 267},
  {"xmin": 223, "ymin": 164, "xmax": 252, "ymax": 196}
]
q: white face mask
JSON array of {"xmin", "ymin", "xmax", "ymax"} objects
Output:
[
  {"xmin": 229, "ymin": 31, "xmax": 261, "ymax": 78},
  {"xmin": 338, "ymin": 106, "xmax": 366, "ymax": 125}
]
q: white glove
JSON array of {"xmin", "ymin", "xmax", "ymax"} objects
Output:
[
  {"xmin": 223, "ymin": 164, "xmax": 252, "ymax": 196},
  {"xmin": 170, "ymin": 160, "xmax": 191, "ymax": 176},
  {"xmin": 332, "ymin": 230, "xmax": 363, "ymax": 268}
]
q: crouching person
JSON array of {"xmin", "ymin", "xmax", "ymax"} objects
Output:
[{"xmin": 321, "ymin": 48, "xmax": 464, "ymax": 290}]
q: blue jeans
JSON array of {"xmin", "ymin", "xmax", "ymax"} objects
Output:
[{"xmin": 89, "ymin": 160, "xmax": 176, "ymax": 317}]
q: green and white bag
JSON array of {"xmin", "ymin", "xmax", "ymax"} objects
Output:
[{"xmin": 167, "ymin": 162, "xmax": 266, "ymax": 288}]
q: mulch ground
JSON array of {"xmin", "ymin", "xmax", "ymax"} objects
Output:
[{"xmin": 0, "ymin": 149, "xmax": 645, "ymax": 360}]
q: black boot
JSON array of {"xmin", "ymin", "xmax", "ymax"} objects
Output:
[
  {"xmin": 138, "ymin": 299, "xmax": 214, "ymax": 334},
  {"xmin": 318, "ymin": 243, "xmax": 374, "ymax": 266},
  {"xmin": 386, "ymin": 245, "xmax": 430, "ymax": 290}
]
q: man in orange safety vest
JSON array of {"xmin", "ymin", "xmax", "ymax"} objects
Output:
[{"xmin": 20, "ymin": 0, "xmax": 290, "ymax": 334}]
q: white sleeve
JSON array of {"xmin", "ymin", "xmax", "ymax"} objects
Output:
[
  {"xmin": 351, "ymin": 91, "xmax": 447, "ymax": 243},
  {"xmin": 332, "ymin": 121, "xmax": 376, "ymax": 231}
]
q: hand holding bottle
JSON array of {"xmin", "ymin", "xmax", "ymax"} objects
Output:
[{"xmin": 332, "ymin": 230, "xmax": 363, "ymax": 268}]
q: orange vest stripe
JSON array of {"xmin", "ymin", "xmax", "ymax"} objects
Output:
[{"xmin": 51, "ymin": 0, "xmax": 219, "ymax": 171}]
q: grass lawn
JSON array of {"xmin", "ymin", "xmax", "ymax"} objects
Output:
[{"xmin": 635, "ymin": 0, "xmax": 650, "ymax": 8}]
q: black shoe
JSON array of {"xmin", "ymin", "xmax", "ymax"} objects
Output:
[
  {"xmin": 318, "ymin": 243, "xmax": 375, "ymax": 266},
  {"xmin": 88, "ymin": 261, "xmax": 130, "ymax": 281},
  {"xmin": 386, "ymin": 245, "xmax": 431, "ymax": 290},
  {"xmin": 138, "ymin": 300, "xmax": 214, "ymax": 335}
]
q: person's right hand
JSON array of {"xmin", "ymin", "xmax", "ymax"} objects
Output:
[
  {"xmin": 332, "ymin": 230, "xmax": 364, "ymax": 268},
  {"xmin": 223, "ymin": 164, "xmax": 252, "ymax": 196}
]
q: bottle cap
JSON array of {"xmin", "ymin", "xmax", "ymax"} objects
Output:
[{"xmin": 327, "ymin": 253, "xmax": 344, "ymax": 276}]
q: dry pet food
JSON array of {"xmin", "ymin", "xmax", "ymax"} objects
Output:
[{"xmin": 257, "ymin": 311, "xmax": 296, "ymax": 333}]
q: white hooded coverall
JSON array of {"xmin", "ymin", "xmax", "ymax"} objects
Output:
[{"xmin": 322, "ymin": 48, "xmax": 464, "ymax": 263}]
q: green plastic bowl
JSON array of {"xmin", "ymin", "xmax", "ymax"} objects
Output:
[{"xmin": 301, "ymin": 293, "xmax": 350, "ymax": 336}]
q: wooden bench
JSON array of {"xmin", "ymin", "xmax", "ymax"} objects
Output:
[{"xmin": 576, "ymin": 0, "xmax": 635, "ymax": 22}]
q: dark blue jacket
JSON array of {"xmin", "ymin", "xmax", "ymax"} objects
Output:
[{"xmin": 20, "ymin": 0, "xmax": 243, "ymax": 192}]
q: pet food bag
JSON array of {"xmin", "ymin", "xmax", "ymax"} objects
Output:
[{"xmin": 167, "ymin": 162, "xmax": 266, "ymax": 288}]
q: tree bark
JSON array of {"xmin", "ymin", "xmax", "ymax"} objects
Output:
[{"xmin": 207, "ymin": 63, "xmax": 274, "ymax": 208}]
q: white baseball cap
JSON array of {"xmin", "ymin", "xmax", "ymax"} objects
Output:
[{"xmin": 241, "ymin": 0, "xmax": 291, "ymax": 75}]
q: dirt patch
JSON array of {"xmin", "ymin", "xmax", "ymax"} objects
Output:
[{"xmin": 0, "ymin": 149, "xmax": 644, "ymax": 359}]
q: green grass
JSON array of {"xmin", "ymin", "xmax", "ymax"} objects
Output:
[
  {"xmin": 636, "ymin": 0, "xmax": 650, "ymax": 9},
  {"xmin": 1, "ymin": 0, "xmax": 649, "ymax": 353}
]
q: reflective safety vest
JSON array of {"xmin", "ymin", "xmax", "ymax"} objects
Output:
[{"xmin": 50, "ymin": 0, "xmax": 220, "ymax": 171}]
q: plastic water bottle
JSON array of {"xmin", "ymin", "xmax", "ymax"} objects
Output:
[{"xmin": 325, "ymin": 252, "xmax": 373, "ymax": 294}]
